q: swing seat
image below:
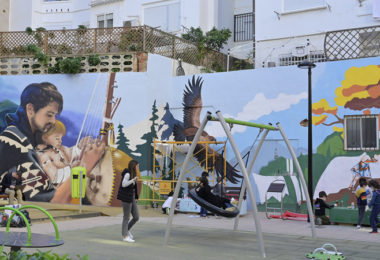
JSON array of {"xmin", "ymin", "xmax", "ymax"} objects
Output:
[{"xmin": 188, "ymin": 189, "xmax": 240, "ymax": 218}]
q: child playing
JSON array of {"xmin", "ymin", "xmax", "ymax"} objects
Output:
[
  {"xmin": 36, "ymin": 120, "xmax": 81, "ymax": 185},
  {"xmin": 315, "ymin": 191, "xmax": 335, "ymax": 225},
  {"xmin": 212, "ymin": 177, "xmax": 226, "ymax": 198},
  {"xmin": 368, "ymin": 180, "xmax": 380, "ymax": 234},
  {"xmin": 356, "ymin": 178, "xmax": 369, "ymax": 230},
  {"xmin": 196, "ymin": 177, "xmax": 238, "ymax": 211},
  {"xmin": 162, "ymin": 191, "xmax": 179, "ymax": 215},
  {"xmin": 199, "ymin": 172, "xmax": 209, "ymax": 217},
  {"xmin": 212, "ymin": 176, "xmax": 226, "ymax": 219}
]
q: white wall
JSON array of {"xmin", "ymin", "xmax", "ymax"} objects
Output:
[
  {"xmin": 255, "ymin": 0, "xmax": 380, "ymax": 68},
  {"xmin": 10, "ymin": 0, "xmax": 33, "ymax": 31}
]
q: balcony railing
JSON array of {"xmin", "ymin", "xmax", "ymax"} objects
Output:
[
  {"xmin": 43, "ymin": 0, "xmax": 70, "ymax": 2},
  {"xmin": 324, "ymin": 25, "xmax": 380, "ymax": 61},
  {"xmin": 0, "ymin": 25, "xmax": 226, "ymax": 70},
  {"xmin": 234, "ymin": 13, "xmax": 253, "ymax": 42}
]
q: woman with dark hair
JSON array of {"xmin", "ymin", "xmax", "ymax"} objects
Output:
[
  {"xmin": 368, "ymin": 180, "xmax": 380, "ymax": 234},
  {"xmin": 117, "ymin": 160, "xmax": 140, "ymax": 242},
  {"xmin": 196, "ymin": 177, "xmax": 238, "ymax": 211}
]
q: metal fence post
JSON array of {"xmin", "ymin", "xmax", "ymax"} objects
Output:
[
  {"xmin": 143, "ymin": 25, "xmax": 146, "ymax": 52},
  {"xmin": 94, "ymin": 29, "xmax": 97, "ymax": 53}
]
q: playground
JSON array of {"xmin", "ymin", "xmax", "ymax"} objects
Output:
[{"xmin": 1, "ymin": 207, "xmax": 378, "ymax": 260}]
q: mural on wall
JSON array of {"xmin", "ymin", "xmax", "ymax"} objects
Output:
[
  {"xmin": 0, "ymin": 74, "xmax": 141, "ymax": 207},
  {"xmin": 1, "ymin": 54, "xmax": 380, "ymax": 212}
]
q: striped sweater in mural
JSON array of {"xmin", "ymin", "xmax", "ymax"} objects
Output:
[{"xmin": 0, "ymin": 111, "xmax": 56, "ymax": 202}]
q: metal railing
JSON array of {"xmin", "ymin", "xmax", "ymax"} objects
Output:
[
  {"xmin": 234, "ymin": 13, "xmax": 253, "ymax": 42},
  {"xmin": 0, "ymin": 25, "xmax": 226, "ymax": 70},
  {"xmin": 279, "ymin": 50, "xmax": 326, "ymax": 67},
  {"xmin": 324, "ymin": 25, "xmax": 380, "ymax": 61}
]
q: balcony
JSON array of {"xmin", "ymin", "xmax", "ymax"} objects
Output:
[{"xmin": 89, "ymin": 0, "xmax": 124, "ymax": 7}]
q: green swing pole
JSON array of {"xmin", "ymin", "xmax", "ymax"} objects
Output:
[
  {"xmin": 207, "ymin": 115, "xmax": 277, "ymax": 131},
  {"xmin": 7, "ymin": 205, "xmax": 61, "ymax": 241},
  {"xmin": 1, "ymin": 207, "xmax": 32, "ymax": 246}
]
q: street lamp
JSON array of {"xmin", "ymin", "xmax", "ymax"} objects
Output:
[{"xmin": 298, "ymin": 61, "xmax": 316, "ymax": 222}]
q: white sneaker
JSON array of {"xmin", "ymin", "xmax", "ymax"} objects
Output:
[
  {"xmin": 128, "ymin": 231, "xmax": 133, "ymax": 239},
  {"xmin": 123, "ymin": 236, "xmax": 135, "ymax": 243}
]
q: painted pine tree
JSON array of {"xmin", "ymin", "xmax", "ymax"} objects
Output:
[
  {"xmin": 116, "ymin": 123, "xmax": 133, "ymax": 155},
  {"xmin": 135, "ymin": 100, "xmax": 160, "ymax": 173}
]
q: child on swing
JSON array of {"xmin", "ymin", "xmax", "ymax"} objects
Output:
[
  {"xmin": 196, "ymin": 177, "xmax": 238, "ymax": 211},
  {"xmin": 212, "ymin": 177, "xmax": 227, "ymax": 219}
]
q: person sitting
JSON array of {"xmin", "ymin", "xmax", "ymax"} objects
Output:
[
  {"xmin": 1, "ymin": 168, "xmax": 24, "ymax": 205},
  {"xmin": 212, "ymin": 177, "xmax": 226, "ymax": 219},
  {"xmin": 162, "ymin": 191, "xmax": 179, "ymax": 215},
  {"xmin": 315, "ymin": 191, "xmax": 334, "ymax": 225},
  {"xmin": 199, "ymin": 172, "xmax": 209, "ymax": 217},
  {"xmin": 196, "ymin": 177, "xmax": 238, "ymax": 211}
]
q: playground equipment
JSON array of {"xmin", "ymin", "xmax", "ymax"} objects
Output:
[
  {"xmin": 0, "ymin": 205, "xmax": 63, "ymax": 254},
  {"xmin": 265, "ymin": 180, "xmax": 286, "ymax": 219},
  {"xmin": 188, "ymin": 189, "xmax": 240, "ymax": 218},
  {"xmin": 141, "ymin": 139, "xmax": 227, "ymax": 204},
  {"xmin": 71, "ymin": 167, "xmax": 87, "ymax": 213},
  {"xmin": 164, "ymin": 111, "xmax": 316, "ymax": 258},
  {"xmin": 306, "ymin": 244, "xmax": 345, "ymax": 260}
]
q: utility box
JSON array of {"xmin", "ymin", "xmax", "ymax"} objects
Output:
[{"xmin": 71, "ymin": 167, "xmax": 86, "ymax": 199}]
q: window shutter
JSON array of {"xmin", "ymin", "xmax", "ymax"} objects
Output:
[
  {"xmin": 168, "ymin": 3, "xmax": 180, "ymax": 32},
  {"xmin": 144, "ymin": 5, "xmax": 168, "ymax": 31}
]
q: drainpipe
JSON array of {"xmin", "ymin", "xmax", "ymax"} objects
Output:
[{"xmin": 253, "ymin": 0, "xmax": 255, "ymax": 68}]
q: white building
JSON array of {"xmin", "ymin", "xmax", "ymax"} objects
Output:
[{"xmin": 2, "ymin": 0, "xmax": 380, "ymax": 69}]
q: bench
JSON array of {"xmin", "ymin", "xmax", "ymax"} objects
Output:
[{"xmin": 225, "ymin": 187, "xmax": 247, "ymax": 201}]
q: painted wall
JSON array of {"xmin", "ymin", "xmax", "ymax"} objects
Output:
[
  {"xmin": 9, "ymin": 0, "xmax": 32, "ymax": 31},
  {"xmin": 1, "ymin": 54, "xmax": 380, "ymax": 212}
]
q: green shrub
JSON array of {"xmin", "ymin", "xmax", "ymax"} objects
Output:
[{"xmin": 88, "ymin": 54, "xmax": 101, "ymax": 66}]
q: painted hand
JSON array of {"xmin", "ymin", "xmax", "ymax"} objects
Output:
[{"xmin": 80, "ymin": 136, "xmax": 106, "ymax": 175}]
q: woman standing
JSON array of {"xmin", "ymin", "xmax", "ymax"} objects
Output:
[{"xmin": 117, "ymin": 160, "xmax": 140, "ymax": 242}]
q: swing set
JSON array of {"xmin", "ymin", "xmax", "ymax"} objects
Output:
[{"xmin": 164, "ymin": 111, "xmax": 316, "ymax": 258}]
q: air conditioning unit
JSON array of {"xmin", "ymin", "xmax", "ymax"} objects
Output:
[
  {"xmin": 123, "ymin": 19, "xmax": 139, "ymax": 27},
  {"xmin": 292, "ymin": 45, "xmax": 310, "ymax": 57}
]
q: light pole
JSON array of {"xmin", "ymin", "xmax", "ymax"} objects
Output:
[{"xmin": 298, "ymin": 61, "xmax": 316, "ymax": 222}]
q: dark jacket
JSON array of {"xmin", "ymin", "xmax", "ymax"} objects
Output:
[
  {"xmin": 356, "ymin": 188, "xmax": 368, "ymax": 206},
  {"xmin": 117, "ymin": 169, "xmax": 138, "ymax": 203},
  {"xmin": 315, "ymin": 198, "xmax": 334, "ymax": 216},
  {"xmin": 197, "ymin": 184, "xmax": 226, "ymax": 208},
  {"xmin": 1, "ymin": 171, "xmax": 22, "ymax": 193},
  {"xmin": 212, "ymin": 183, "xmax": 226, "ymax": 198},
  {"xmin": 369, "ymin": 190, "xmax": 380, "ymax": 208},
  {"xmin": 0, "ymin": 108, "xmax": 56, "ymax": 202}
]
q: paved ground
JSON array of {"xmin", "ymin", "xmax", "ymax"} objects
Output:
[{"xmin": 1, "ymin": 210, "xmax": 378, "ymax": 260}]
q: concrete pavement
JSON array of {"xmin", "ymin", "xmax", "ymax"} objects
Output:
[{"xmin": 1, "ymin": 210, "xmax": 378, "ymax": 260}]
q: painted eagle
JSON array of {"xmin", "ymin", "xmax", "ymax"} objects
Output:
[{"xmin": 173, "ymin": 76, "xmax": 242, "ymax": 184}]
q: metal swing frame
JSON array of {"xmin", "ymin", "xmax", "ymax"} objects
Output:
[{"xmin": 163, "ymin": 111, "xmax": 316, "ymax": 258}]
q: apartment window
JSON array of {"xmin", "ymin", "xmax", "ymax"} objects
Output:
[
  {"xmin": 144, "ymin": 2, "xmax": 180, "ymax": 32},
  {"xmin": 234, "ymin": 13, "xmax": 253, "ymax": 42},
  {"xmin": 344, "ymin": 115, "xmax": 379, "ymax": 151},
  {"xmin": 279, "ymin": 50, "xmax": 326, "ymax": 67},
  {"xmin": 97, "ymin": 14, "xmax": 113, "ymax": 28},
  {"xmin": 283, "ymin": 0, "xmax": 326, "ymax": 12}
]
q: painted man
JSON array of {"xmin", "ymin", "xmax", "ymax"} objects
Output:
[
  {"xmin": 349, "ymin": 154, "xmax": 378, "ymax": 193},
  {"xmin": 0, "ymin": 82, "xmax": 105, "ymax": 203}
]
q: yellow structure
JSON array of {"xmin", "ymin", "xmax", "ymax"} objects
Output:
[{"xmin": 138, "ymin": 138, "xmax": 227, "ymax": 203}]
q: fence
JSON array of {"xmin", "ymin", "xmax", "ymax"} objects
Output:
[
  {"xmin": 0, "ymin": 25, "xmax": 226, "ymax": 71},
  {"xmin": 324, "ymin": 25, "xmax": 380, "ymax": 61}
]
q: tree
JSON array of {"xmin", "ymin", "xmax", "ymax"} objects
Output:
[
  {"xmin": 135, "ymin": 100, "xmax": 160, "ymax": 173},
  {"xmin": 182, "ymin": 26, "xmax": 232, "ymax": 60},
  {"xmin": 116, "ymin": 123, "xmax": 133, "ymax": 155},
  {"xmin": 312, "ymin": 65, "xmax": 380, "ymax": 136}
]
